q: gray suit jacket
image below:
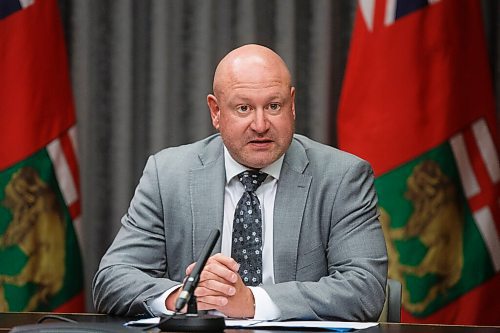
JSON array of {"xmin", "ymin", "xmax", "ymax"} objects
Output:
[{"xmin": 93, "ymin": 134, "xmax": 388, "ymax": 321}]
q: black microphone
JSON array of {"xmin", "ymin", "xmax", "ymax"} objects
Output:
[{"xmin": 175, "ymin": 229, "xmax": 220, "ymax": 312}]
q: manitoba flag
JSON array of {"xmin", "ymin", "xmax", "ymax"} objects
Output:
[
  {"xmin": 338, "ymin": 0, "xmax": 500, "ymax": 325},
  {"xmin": 0, "ymin": 0, "xmax": 84, "ymax": 311}
]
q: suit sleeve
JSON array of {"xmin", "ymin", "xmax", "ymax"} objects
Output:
[
  {"xmin": 92, "ymin": 156, "xmax": 178, "ymax": 316},
  {"xmin": 262, "ymin": 159, "xmax": 388, "ymax": 321}
]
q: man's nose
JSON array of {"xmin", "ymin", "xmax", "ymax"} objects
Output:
[{"xmin": 250, "ymin": 109, "xmax": 269, "ymax": 133}]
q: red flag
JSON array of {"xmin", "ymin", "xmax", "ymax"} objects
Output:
[
  {"xmin": 0, "ymin": 0, "xmax": 84, "ymax": 312},
  {"xmin": 338, "ymin": 0, "xmax": 499, "ymax": 325}
]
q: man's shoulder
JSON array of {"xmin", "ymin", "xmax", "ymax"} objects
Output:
[
  {"xmin": 152, "ymin": 134, "xmax": 223, "ymax": 167},
  {"xmin": 289, "ymin": 134, "xmax": 373, "ymax": 179},
  {"xmin": 292, "ymin": 134, "xmax": 366, "ymax": 164}
]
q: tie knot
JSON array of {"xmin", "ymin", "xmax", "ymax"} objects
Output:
[{"xmin": 238, "ymin": 170, "xmax": 267, "ymax": 192}]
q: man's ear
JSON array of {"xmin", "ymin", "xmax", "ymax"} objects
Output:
[{"xmin": 207, "ymin": 94, "xmax": 220, "ymax": 130}]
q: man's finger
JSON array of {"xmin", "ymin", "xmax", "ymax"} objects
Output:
[
  {"xmin": 195, "ymin": 280, "xmax": 236, "ymax": 296},
  {"xmin": 186, "ymin": 254, "xmax": 240, "ymax": 276},
  {"xmin": 209, "ymin": 253, "xmax": 240, "ymax": 271},
  {"xmin": 195, "ymin": 295, "xmax": 228, "ymax": 309},
  {"xmin": 186, "ymin": 262, "xmax": 239, "ymax": 284},
  {"xmin": 202, "ymin": 261, "xmax": 239, "ymax": 283}
]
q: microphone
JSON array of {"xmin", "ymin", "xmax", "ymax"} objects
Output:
[
  {"xmin": 158, "ymin": 229, "xmax": 225, "ymax": 332},
  {"xmin": 175, "ymin": 229, "xmax": 220, "ymax": 312}
]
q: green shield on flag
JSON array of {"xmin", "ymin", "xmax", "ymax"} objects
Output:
[
  {"xmin": 376, "ymin": 142, "xmax": 495, "ymax": 317},
  {"xmin": 0, "ymin": 148, "xmax": 83, "ymax": 312}
]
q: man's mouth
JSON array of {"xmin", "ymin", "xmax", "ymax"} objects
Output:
[
  {"xmin": 248, "ymin": 139, "xmax": 273, "ymax": 148},
  {"xmin": 249, "ymin": 138, "xmax": 273, "ymax": 144}
]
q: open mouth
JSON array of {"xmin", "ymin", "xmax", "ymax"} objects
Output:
[
  {"xmin": 249, "ymin": 139, "xmax": 272, "ymax": 144},
  {"xmin": 248, "ymin": 139, "xmax": 273, "ymax": 148}
]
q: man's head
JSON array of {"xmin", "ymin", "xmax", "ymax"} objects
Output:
[{"xmin": 207, "ymin": 44, "xmax": 296, "ymax": 169}]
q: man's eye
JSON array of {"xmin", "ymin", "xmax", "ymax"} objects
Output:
[
  {"xmin": 268, "ymin": 103, "xmax": 281, "ymax": 111},
  {"xmin": 237, "ymin": 105, "xmax": 250, "ymax": 113}
]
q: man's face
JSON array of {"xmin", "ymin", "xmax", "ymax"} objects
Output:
[{"xmin": 208, "ymin": 64, "xmax": 295, "ymax": 169}]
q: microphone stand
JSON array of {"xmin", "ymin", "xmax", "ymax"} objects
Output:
[
  {"xmin": 158, "ymin": 230, "xmax": 226, "ymax": 332},
  {"xmin": 157, "ymin": 306, "xmax": 225, "ymax": 332}
]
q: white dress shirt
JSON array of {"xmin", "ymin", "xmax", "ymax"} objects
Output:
[{"xmin": 149, "ymin": 147, "xmax": 282, "ymax": 320}]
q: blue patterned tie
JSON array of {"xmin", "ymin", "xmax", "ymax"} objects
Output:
[{"xmin": 231, "ymin": 170, "xmax": 267, "ymax": 286}]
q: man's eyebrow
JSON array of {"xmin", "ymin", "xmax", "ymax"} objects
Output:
[
  {"xmin": 268, "ymin": 94, "xmax": 285, "ymax": 100},
  {"xmin": 227, "ymin": 96, "xmax": 251, "ymax": 104}
]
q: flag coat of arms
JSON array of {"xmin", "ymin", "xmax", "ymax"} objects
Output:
[
  {"xmin": 0, "ymin": 0, "xmax": 84, "ymax": 311},
  {"xmin": 338, "ymin": 0, "xmax": 500, "ymax": 325}
]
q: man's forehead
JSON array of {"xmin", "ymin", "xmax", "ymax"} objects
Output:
[
  {"xmin": 214, "ymin": 48, "xmax": 291, "ymax": 96},
  {"xmin": 224, "ymin": 85, "xmax": 289, "ymax": 103}
]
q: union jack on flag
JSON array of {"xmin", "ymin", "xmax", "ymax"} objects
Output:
[
  {"xmin": 0, "ymin": 0, "xmax": 34, "ymax": 19},
  {"xmin": 359, "ymin": 0, "xmax": 441, "ymax": 30}
]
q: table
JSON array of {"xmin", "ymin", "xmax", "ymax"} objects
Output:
[{"xmin": 0, "ymin": 312, "xmax": 498, "ymax": 333}]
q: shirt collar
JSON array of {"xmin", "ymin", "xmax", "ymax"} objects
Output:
[{"xmin": 224, "ymin": 146, "xmax": 284, "ymax": 184}]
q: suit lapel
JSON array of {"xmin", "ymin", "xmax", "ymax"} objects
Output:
[
  {"xmin": 190, "ymin": 137, "xmax": 225, "ymax": 261},
  {"xmin": 273, "ymin": 139, "xmax": 312, "ymax": 283}
]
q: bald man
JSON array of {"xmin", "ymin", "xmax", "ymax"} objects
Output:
[{"xmin": 93, "ymin": 44, "xmax": 388, "ymax": 321}]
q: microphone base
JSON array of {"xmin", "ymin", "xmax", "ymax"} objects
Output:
[{"xmin": 158, "ymin": 314, "xmax": 226, "ymax": 332}]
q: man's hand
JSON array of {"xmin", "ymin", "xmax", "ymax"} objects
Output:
[
  {"xmin": 165, "ymin": 285, "xmax": 183, "ymax": 312},
  {"xmin": 186, "ymin": 253, "xmax": 255, "ymax": 318}
]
